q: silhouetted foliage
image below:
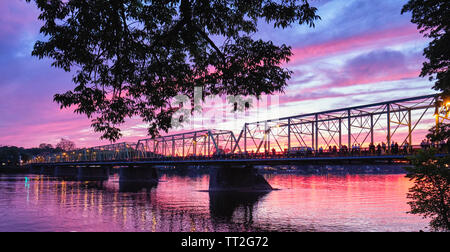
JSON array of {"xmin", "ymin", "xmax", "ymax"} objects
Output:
[
  {"xmin": 26, "ymin": 0, "xmax": 320, "ymax": 141},
  {"xmin": 401, "ymin": 0, "xmax": 450, "ymax": 98},
  {"xmin": 426, "ymin": 123, "xmax": 450, "ymax": 143},
  {"xmin": 0, "ymin": 146, "xmax": 28, "ymax": 167},
  {"xmin": 406, "ymin": 123, "xmax": 450, "ymax": 231},
  {"xmin": 402, "ymin": 1, "xmax": 450, "ymax": 230},
  {"xmin": 406, "ymin": 148, "xmax": 450, "ymax": 231},
  {"xmin": 0, "ymin": 145, "xmax": 64, "ymax": 168},
  {"xmin": 39, "ymin": 143, "xmax": 54, "ymax": 150}
]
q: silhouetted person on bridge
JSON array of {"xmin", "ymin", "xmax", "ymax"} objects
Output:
[
  {"xmin": 341, "ymin": 145, "xmax": 348, "ymax": 155},
  {"xmin": 426, "ymin": 140, "xmax": 431, "ymax": 149},
  {"xmin": 369, "ymin": 143, "xmax": 375, "ymax": 154},
  {"xmin": 393, "ymin": 142, "xmax": 399, "ymax": 154},
  {"xmin": 377, "ymin": 144, "xmax": 382, "ymax": 156},
  {"xmin": 403, "ymin": 143, "xmax": 409, "ymax": 154}
]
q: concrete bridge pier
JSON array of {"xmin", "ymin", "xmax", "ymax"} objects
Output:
[
  {"xmin": 78, "ymin": 166, "xmax": 109, "ymax": 181},
  {"xmin": 54, "ymin": 166, "xmax": 79, "ymax": 179},
  {"xmin": 41, "ymin": 166, "xmax": 56, "ymax": 176},
  {"xmin": 119, "ymin": 166, "xmax": 158, "ymax": 192},
  {"xmin": 209, "ymin": 165, "xmax": 273, "ymax": 192},
  {"xmin": 29, "ymin": 165, "xmax": 43, "ymax": 174}
]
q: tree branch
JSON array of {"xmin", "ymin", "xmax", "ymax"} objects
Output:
[{"xmin": 191, "ymin": 23, "xmax": 227, "ymax": 62}]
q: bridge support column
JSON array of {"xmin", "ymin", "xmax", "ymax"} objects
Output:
[
  {"xmin": 119, "ymin": 166, "xmax": 158, "ymax": 192},
  {"xmin": 41, "ymin": 166, "xmax": 56, "ymax": 176},
  {"xmin": 209, "ymin": 165, "xmax": 273, "ymax": 192},
  {"xmin": 54, "ymin": 166, "xmax": 78, "ymax": 179},
  {"xmin": 30, "ymin": 165, "xmax": 43, "ymax": 174},
  {"xmin": 78, "ymin": 166, "xmax": 109, "ymax": 181}
]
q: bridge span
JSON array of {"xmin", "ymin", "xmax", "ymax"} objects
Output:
[{"xmin": 25, "ymin": 94, "xmax": 449, "ymax": 191}]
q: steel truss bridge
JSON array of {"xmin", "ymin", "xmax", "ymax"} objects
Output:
[{"xmin": 30, "ymin": 94, "xmax": 448, "ymax": 165}]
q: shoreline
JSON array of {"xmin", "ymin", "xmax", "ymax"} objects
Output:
[
  {"xmin": 0, "ymin": 166, "xmax": 29, "ymax": 174},
  {"xmin": 0, "ymin": 166, "xmax": 408, "ymax": 176}
]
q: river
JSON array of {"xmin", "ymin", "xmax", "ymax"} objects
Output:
[{"xmin": 0, "ymin": 171, "xmax": 429, "ymax": 232}]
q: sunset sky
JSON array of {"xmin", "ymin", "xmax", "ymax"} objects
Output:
[{"xmin": 0, "ymin": 0, "xmax": 437, "ymax": 149}]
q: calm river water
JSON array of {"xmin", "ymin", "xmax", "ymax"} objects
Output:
[{"xmin": 0, "ymin": 171, "xmax": 429, "ymax": 232}]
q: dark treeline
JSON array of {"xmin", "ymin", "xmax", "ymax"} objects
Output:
[
  {"xmin": 1, "ymin": 139, "xmax": 76, "ymax": 168},
  {"xmin": 0, "ymin": 145, "xmax": 62, "ymax": 168}
]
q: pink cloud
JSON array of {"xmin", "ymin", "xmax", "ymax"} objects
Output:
[
  {"xmin": 282, "ymin": 49, "xmax": 426, "ymax": 102},
  {"xmin": 288, "ymin": 24, "xmax": 423, "ymax": 64}
]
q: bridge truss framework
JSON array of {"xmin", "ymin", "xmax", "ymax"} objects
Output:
[
  {"xmin": 236, "ymin": 94, "xmax": 439, "ymax": 154},
  {"xmin": 30, "ymin": 94, "xmax": 449, "ymax": 163},
  {"xmin": 135, "ymin": 129, "xmax": 241, "ymax": 158}
]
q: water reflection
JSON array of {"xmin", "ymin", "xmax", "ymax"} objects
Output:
[
  {"xmin": 0, "ymin": 173, "xmax": 430, "ymax": 232},
  {"xmin": 209, "ymin": 191, "xmax": 268, "ymax": 223}
]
